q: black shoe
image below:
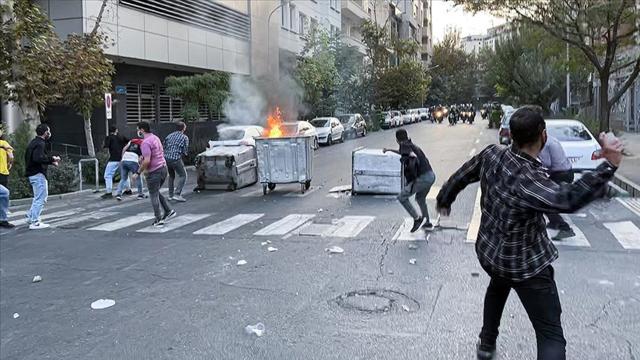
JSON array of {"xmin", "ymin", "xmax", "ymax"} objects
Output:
[
  {"xmin": 0, "ymin": 221, "xmax": 15, "ymax": 228},
  {"xmin": 477, "ymin": 342, "xmax": 496, "ymax": 360},
  {"xmin": 546, "ymin": 223, "xmax": 560, "ymax": 230},
  {"xmin": 422, "ymin": 222, "xmax": 434, "ymax": 231},
  {"xmin": 152, "ymin": 219, "xmax": 165, "ymax": 228},
  {"xmin": 553, "ymin": 229, "xmax": 575, "ymax": 240},
  {"xmin": 162, "ymin": 209, "xmax": 176, "ymax": 222},
  {"xmin": 410, "ymin": 217, "xmax": 424, "ymax": 233},
  {"xmin": 123, "ymin": 189, "xmax": 133, "ymax": 196},
  {"xmin": 115, "ymin": 195, "xmax": 122, "ymax": 201},
  {"xmin": 100, "ymin": 193, "xmax": 113, "ymax": 199}
]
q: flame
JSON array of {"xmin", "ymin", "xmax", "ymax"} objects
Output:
[{"xmin": 264, "ymin": 107, "xmax": 284, "ymax": 138}]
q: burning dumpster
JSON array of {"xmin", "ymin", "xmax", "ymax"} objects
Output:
[{"xmin": 255, "ymin": 107, "xmax": 313, "ymax": 194}]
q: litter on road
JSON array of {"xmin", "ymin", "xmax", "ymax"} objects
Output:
[
  {"xmin": 267, "ymin": 247, "xmax": 278, "ymax": 252},
  {"xmin": 91, "ymin": 299, "xmax": 115, "ymax": 310},
  {"xmin": 13, "ymin": 313, "xmax": 19, "ymax": 319},
  {"xmin": 409, "ymin": 258, "xmax": 417, "ymax": 265},
  {"xmin": 325, "ymin": 246, "xmax": 344, "ymax": 254},
  {"xmin": 237, "ymin": 260, "xmax": 247, "ymax": 266},
  {"xmin": 32, "ymin": 275, "xmax": 42, "ymax": 283},
  {"xmin": 244, "ymin": 322, "xmax": 265, "ymax": 337}
]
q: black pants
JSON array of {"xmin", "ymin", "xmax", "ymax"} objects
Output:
[
  {"xmin": 480, "ymin": 266, "xmax": 566, "ymax": 360},
  {"xmin": 546, "ymin": 171, "xmax": 574, "ymax": 230},
  {"xmin": 0, "ymin": 174, "xmax": 7, "ymax": 188}
]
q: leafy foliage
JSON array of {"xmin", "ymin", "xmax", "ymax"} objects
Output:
[
  {"xmin": 377, "ymin": 61, "xmax": 430, "ymax": 109},
  {"xmin": 427, "ymin": 30, "xmax": 476, "ymax": 105},
  {"xmin": 48, "ymin": 155, "xmax": 78, "ymax": 195},
  {"xmin": 6, "ymin": 122, "xmax": 31, "ymax": 199},
  {"xmin": 165, "ymin": 72, "xmax": 230, "ymax": 122}
]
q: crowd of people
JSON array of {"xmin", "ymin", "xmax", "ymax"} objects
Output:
[{"xmin": 0, "ymin": 121, "xmax": 190, "ymax": 229}]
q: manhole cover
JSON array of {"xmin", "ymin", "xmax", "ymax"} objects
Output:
[{"xmin": 332, "ymin": 289, "xmax": 420, "ymax": 314}]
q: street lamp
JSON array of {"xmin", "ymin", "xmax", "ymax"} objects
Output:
[{"xmin": 267, "ymin": 0, "xmax": 293, "ymax": 74}]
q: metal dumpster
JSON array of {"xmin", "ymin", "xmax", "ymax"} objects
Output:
[
  {"xmin": 255, "ymin": 136, "xmax": 314, "ymax": 194},
  {"xmin": 195, "ymin": 145, "xmax": 258, "ymax": 191},
  {"xmin": 352, "ymin": 148, "xmax": 402, "ymax": 195}
]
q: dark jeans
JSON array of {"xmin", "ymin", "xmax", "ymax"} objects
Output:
[
  {"xmin": 546, "ymin": 171, "xmax": 575, "ymax": 230},
  {"xmin": 480, "ymin": 266, "xmax": 566, "ymax": 360},
  {"xmin": 145, "ymin": 166, "xmax": 172, "ymax": 221},
  {"xmin": 0, "ymin": 174, "xmax": 8, "ymax": 188},
  {"xmin": 398, "ymin": 170, "xmax": 436, "ymax": 221},
  {"xmin": 166, "ymin": 158, "xmax": 187, "ymax": 197}
]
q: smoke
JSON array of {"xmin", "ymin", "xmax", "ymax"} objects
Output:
[{"xmin": 223, "ymin": 73, "xmax": 306, "ymax": 126}]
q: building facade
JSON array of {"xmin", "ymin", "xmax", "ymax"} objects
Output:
[
  {"xmin": 461, "ymin": 34, "xmax": 485, "ymax": 55},
  {"xmin": 420, "ymin": 0, "xmax": 433, "ymax": 65}
]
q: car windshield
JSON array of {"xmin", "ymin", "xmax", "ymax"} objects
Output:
[
  {"xmin": 281, "ymin": 124, "xmax": 298, "ymax": 135},
  {"xmin": 218, "ymin": 129, "xmax": 245, "ymax": 140},
  {"xmin": 337, "ymin": 115, "xmax": 353, "ymax": 124},
  {"xmin": 547, "ymin": 124, "xmax": 593, "ymax": 141},
  {"xmin": 311, "ymin": 119, "xmax": 330, "ymax": 127}
]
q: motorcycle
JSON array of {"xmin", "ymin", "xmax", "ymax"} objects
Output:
[
  {"xmin": 449, "ymin": 111, "xmax": 458, "ymax": 126},
  {"xmin": 466, "ymin": 111, "xmax": 475, "ymax": 124},
  {"xmin": 480, "ymin": 109, "xmax": 488, "ymax": 120},
  {"xmin": 433, "ymin": 110, "xmax": 444, "ymax": 124}
]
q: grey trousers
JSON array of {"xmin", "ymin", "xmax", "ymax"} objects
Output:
[
  {"xmin": 166, "ymin": 158, "xmax": 187, "ymax": 197},
  {"xmin": 398, "ymin": 170, "xmax": 436, "ymax": 220},
  {"xmin": 146, "ymin": 166, "xmax": 172, "ymax": 221}
]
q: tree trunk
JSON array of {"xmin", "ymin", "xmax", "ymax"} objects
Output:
[
  {"xmin": 598, "ymin": 72, "xmax": 610, "ymax": 134},
  {"xmin": 84, "ymin": 117, "xmax": 96, "ymax": 158}
]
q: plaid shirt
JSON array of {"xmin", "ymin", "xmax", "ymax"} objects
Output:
[
  {"xmin": 163, "ymin": 131, "xmax": 189, "ymax": 161},
  {"xmin": 437, "ymin": 144, "xmax": 617, "ymax": 281}
]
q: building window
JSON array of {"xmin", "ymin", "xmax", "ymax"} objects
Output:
[
  {"xmin": 198, "ymin": 103, "xmax": 209, "ymax": 122},
  {"xmin": 299, "ymin": 13, "xmax": 308, "ymax": 35},
  {"xmin": 159, "ymin": 86, "xmax": 183, "ymax": 122},
  {"xmin": 281, "ymin": 0, "xmax": 288, "ymax": 28},
  {"xmin": 289, "ymin": 4, "xmax": 296, "ymax": 32},
  {"xmin": 125, "ymin": 83, "xmax": 156, "ymax": 124},
  {"xmin": 311, "ymin": 17, "xmax": 318, "ymax": 31}
]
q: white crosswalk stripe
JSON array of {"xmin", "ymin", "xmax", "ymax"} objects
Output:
[
  {"xmin": 548, "ymin": 216, "xmax": 590, "ymax": 247},
  {"xmin": 393, "ymin": 218, "xmax": 429, "ymax": 241},
  {"xmin": 466, "ymin": 188, "xmax": 482, "ymax": 243},
  {"xmin": 193, "ymin": 213, "xmax": 264, "ymax": 235},
  {"xmin": 89, "ymin": 213, "xmax": 155, "ymax": 231},
  {"xmin": 603, "ymin": 221, "xmax": 640, "ymax": 250},
  {"xmin": 254, "ymin": 214, "xmax": 315, "ymax": 236},
  {"xmin": 327, "ymin": 216, "xmax": 375, "ymax": 237},
  {"xmin": 12, "ymin": 209, "xmax": 83, "ymax": 226},
  {"xmin": 50, "ymin": 212, "xmax": 116, "ymax": 228},
  {"xmin": 617, "ymin": 198, "xmax": 640, "ymax": 218},
  {"xmin": 137, "ymin": 214, "xmax": 210, "ymax": 233}
]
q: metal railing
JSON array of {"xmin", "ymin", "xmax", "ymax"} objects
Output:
[{"xmin": 78, "ymin": 158, "xmax": 99, "ymax": 192}]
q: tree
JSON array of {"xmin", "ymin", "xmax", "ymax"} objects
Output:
[
  {"xmin": 57, "ymin": 0, "xmax": 114, "ymax": 157},
  {"xmin": 0, "ymin": 0, "xmax": 64, "ymax": 121},
  {"xmin": 165, "ymin": 71, "xmax": 229, "ymax": 128},
  {"xmin": 427, "ymin": 30, "xmax": 476, "ymax": 104},
  {"xmin": 455, "ymin": 0, "xmax": 640, "ymax": 132},
  {"xmin": 377, "ymin": 61, "xmax": 430, "ymax": 109}
]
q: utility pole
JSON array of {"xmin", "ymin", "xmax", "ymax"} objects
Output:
[{"xmin": 566, "ymin": 43, "xmax": 571, "ymax": 112}]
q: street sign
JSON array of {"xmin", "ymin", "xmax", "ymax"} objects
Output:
[
  {"xmin": 115, "ymin": 85, "xmax": 126, "ymax": 94},
  {"xmin": 104, "ymin": 93, "xmax": 112, "ymax": 120}
]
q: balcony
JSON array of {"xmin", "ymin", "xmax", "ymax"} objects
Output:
[
  {"xmin": 344, "ymin": 35, "xmax": 367, "ymax": 55},
  {"xmin": 342, "ymin": 0, "xmax": 369, "ymax": 21}
]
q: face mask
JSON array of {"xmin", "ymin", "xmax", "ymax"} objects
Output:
[
  {"xmin": 45, "ymin": 131, "xmax": 52, "ymax": 140},
  {"xmin": 137, "ymin": 131, "xmax": 144, "ymax": 138}
]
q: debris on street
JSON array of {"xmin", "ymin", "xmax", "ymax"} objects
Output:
[
  {"xmin": 267, "ymin": 247, "xmax": 278, "ymax": 252},
  {"xmin": 409, "ymin": 258, "xmax": 417, "ymax": 265},
  {"xmin": 237, "ymin": 260, "xmax": 247, "ymax": 266},
  {"xmin": 471, "ymin": 272, "xmax": 480, "ymax": 277},
  {"xmin": 13, "ymin": 313, "xmax": 19, "ymax": 319},
  {"xmin": 91, "ymin": 299, "xmax": 116, "ymax": 310},
  {"xmin": 325, "ymin": 246, "xmax": 344, "ymax": 254},
  {"xmin": 408, "ymin": 244, "xmax": 418, "ymax": 250},
  {"xmin": 244, "ymin": 322, "xmax": 265, "ymax": 337},
  {"xmin": 402, "ymin": 305, "xmax": 410, "ymax": 312},
  {"xmin": 32, "ymin": 275, "xmax": 42, "ymax": 283}
]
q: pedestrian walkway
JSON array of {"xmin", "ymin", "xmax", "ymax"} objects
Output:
[{"xmin": 619, "ymin": 132, "xmax": 640, "ymax": 193}]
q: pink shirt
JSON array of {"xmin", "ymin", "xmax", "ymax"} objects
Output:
[{"xmin": 141, "ymin": 133, "xmax": 166, "ymax": 173}]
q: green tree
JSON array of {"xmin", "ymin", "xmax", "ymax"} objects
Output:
[
  {"xmin": 57, "ymin": 0, "xmax": 114, "ymax": 157},
  {"xmin": 0, "ymin": 0, "xmax": 64, "ymax": 121},
  {"xmin": 165, "ymin": 71, "xmax": 230, "ymax": 124},
  {"xmin": 455, "ymin": 0, "xmax": 640, "ymax": 132},
  {"xmin": 427, "ymin": 30, "xmax": 476, "ymax": 104},
  {"xmin": 377, "ymin": 61, "xmax": 430, "ymax": 109}
]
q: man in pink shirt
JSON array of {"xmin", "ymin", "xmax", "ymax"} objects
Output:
[{"xmin": 132, "ymin": 121, "xmax": 175, "ymax": 227}]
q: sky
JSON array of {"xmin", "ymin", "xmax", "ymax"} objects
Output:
[{"xmin": 431, "ymin": 0, "xmax": 506, "ymax": 43}]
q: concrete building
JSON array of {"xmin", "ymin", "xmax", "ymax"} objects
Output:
[
  {"xmin": 420, "ymin": 0, "xmax": 433, "ymax": 65},
  {"xmin": 340, "ymin": 0, "xmax": 371, "ymax": 56},
  {"xmin": 391, "ymin": 0, "xmax": 424, "ymax": 60},
  {"xmin": 461, "ymin": 34, "xmax": 485, "ymax": 55}
]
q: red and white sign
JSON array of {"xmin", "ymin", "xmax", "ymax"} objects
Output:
[{"xmin": 104, "ymin": 93, "xmax": 112, "ymax": 120}]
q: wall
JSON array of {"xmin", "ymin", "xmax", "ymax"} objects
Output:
[{"xmin": 279, "ymin": 0, "xmax": 342, "ymax": 55}]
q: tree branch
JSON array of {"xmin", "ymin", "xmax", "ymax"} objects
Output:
[
  {"xmin": 609, "ymin": 56, "xmax": 640, "ymax": 108},
  {"xmin": 90, "ymin": 0, "xmax": 108, "ymax": 36}
]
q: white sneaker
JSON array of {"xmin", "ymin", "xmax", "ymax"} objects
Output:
[
  {"xmin": 29, "ymin": 222, "xmax": 50, "ymax": 230},
  {"xmin": 173, "ymin": 195, "xmax": 186, "ymax": 202},
  {"xmin": 168, "ymin": 196, "xmax": 174, "ymax": 201}
]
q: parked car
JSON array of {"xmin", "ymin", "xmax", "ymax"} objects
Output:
[
  {"xmin": 401, "ymin": 110, "xmax": 414, "ymax": 125},
  {"xmin": 498, "ymin": 108, "xmax": 517, "ymax": 145},
  {"xmin": 282, "ymin": 121, "xmax": 319, "ymax": 149},
  {"xmin": 310, "ymin": 117, "xmax": 344, "ymax": 145},
  {"xmin": 409, "ymin": 109, "xmax": 422, "ymax": 122},
  {"xmin": 382, "ymin": 111, "xmax": 402, "ymax": 129},
  {"xmin": 208, "ymin": 125, "xmax": 264, "ymax": 148},
  {"xmin": 418, "ymin": 108, "xmax": 429, "ymax": 121},
  {"xmin": 337, "ymin": 113, "xmax": 367, "ymax": 138},
  {"xmin": 545, "ymin": 119, "xmax": 605, "ymax": 171}
]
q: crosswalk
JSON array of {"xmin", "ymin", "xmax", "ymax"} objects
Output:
[{"xmin": 5, "ymin": 204, "xmax": 640, "ymax": 252}]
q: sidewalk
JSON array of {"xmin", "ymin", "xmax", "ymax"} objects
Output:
[{"xmin": 617, "ymin": 132, "xmax": 640, "ymax": 196}]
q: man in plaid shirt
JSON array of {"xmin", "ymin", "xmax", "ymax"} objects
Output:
[
  {"xmin": 163, "ymin": 121, "xmax": 190, "ymax": 202},
  {"xmin": 436, "ymin": 107, "xmax": 623, "ymax": 360}
]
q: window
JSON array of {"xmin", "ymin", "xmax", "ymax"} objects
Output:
[
  {"xmin": 299, "ymin": 13, "xmax": 308, "ymax": 35},
  {"xmin": 159, "ymin": 86, "xmax": 183, "ymax": 122},
  {"xmin": 281, "ymin": 0, "xmax": 288, "ymax": 28},
  {"xmin": 198, "ymin": 103, "xmax": 209, "ymax": 121},
  {"xmin": 125, "ymin": 83, "xmax": 156, "ymax": 123},
  {"xmin": 289, "ymin": 4, "xmax": 296, "ymax": 32},
  {"xmin": 311, "ymin": 17, "xmax": 318, "ymax": 31}
]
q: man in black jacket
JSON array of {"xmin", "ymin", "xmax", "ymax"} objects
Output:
[
  {"xmin": 25, "ymin": 124, "xmax": 60, "ymax": 230},
  {"xmin": 384, "ymin": 129, "xmax": 436, "ymax": 232},
  {"xmin": 436, "ymin": 107, "xmax": 623, "ymax": 360}
]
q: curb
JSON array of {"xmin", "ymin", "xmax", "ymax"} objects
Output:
[
  {"xmin": 9, "ymin": 166, "xmax": 199, "ymax": 207},
  {"xmin": 612, "ymin": 173, "xmax": 640, "ymax": 198}
]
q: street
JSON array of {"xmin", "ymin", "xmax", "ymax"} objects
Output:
[{"xmin": 1, "ymin": 121, "xmax": 639, "ymax": 360}]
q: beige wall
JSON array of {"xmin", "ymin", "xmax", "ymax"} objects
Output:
[{"xmin": 249, "ymin": 0, "xmax": 279, "ymax": 80}]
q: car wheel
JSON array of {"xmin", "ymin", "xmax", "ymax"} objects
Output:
[
  {"xmin": 313, "ymin": 137, "xmax": 319, "ymax": 150},
  {"xmin": 362, "ymin": 128, "xmax": 367, "ymax": 137},
  {"xmin": 328, "ymin": 136, "xmax": 333, "ymax": 146},
  {"xmin": 340, "ymin": 132, "xmax": 345, "ymax": 142}
]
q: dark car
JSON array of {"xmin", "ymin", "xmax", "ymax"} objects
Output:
[{"xmin": 338, "ymin": 113, "xmax": 367, "ymax": 138}]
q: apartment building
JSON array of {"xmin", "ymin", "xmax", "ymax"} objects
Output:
[
  {"xmin": 341, "ymin": 0, "xmax": 371, "ymax": 55},
  {"xmin": 421, "ymin": 0, "xmax": 433, "ymax": 65},
  {"xmin": 461, "ymin": 34, "xmax": 485, "ymax": 55}
]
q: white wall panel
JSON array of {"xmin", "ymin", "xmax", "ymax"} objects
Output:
[
  {"xmin": 118, "ymin": 6, "xmax": 145, "ymax": 30},
  {"xmin": 188, "ymin": 42, "xmax": 207, "ymax": 68},
  {"xmin": 145, "ymin": 33, "xmax": 169, "ymax": 62},
  {"xmin": 144, "ymin": 14, "xmax": 168, "ymax": 36},
  {"xmin": 168, "ymin": 38, "xmax": 190, "ymax": 65},
  {"xmin": 118, "ymin": 26, "xmax": 145, "ymax": 58},
  {"xmin": 167, "ymin": 21, "xmax": 189, "ymax": 40}
]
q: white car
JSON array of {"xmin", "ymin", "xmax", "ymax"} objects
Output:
[
  {"xmin": 282, "ymin": 121, "xmax": 319, "ymax": 149},
  {"xmin": 545, "ymin": 119, "xmax": 605, "ymax": 171},
  {"xmin": 310, "ymin": 117, "xmax": 344, "ymax": 145},
  {"xmin": 209, "ymin": 125, "xmax": 264, "ymax": 148},
  {"xmin": 382, "ymin": 111, "xmax": 402, "ymax": 129},
  {"xmin": 498, "ymin": 108, "xmax": 517, "ymax": 144},
  {"xmin": 401, "ymin": 110, "xmax": 413, "ymax": 124}
]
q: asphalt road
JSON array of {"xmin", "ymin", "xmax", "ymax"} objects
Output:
[{"xmin": 1, "ymin": 118, "xmax": 639, "ymax": 360}]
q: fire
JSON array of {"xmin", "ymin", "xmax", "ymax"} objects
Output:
[{"xmin": 264, "ymin": 107, "xmax": 284, "ymax": 138}]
